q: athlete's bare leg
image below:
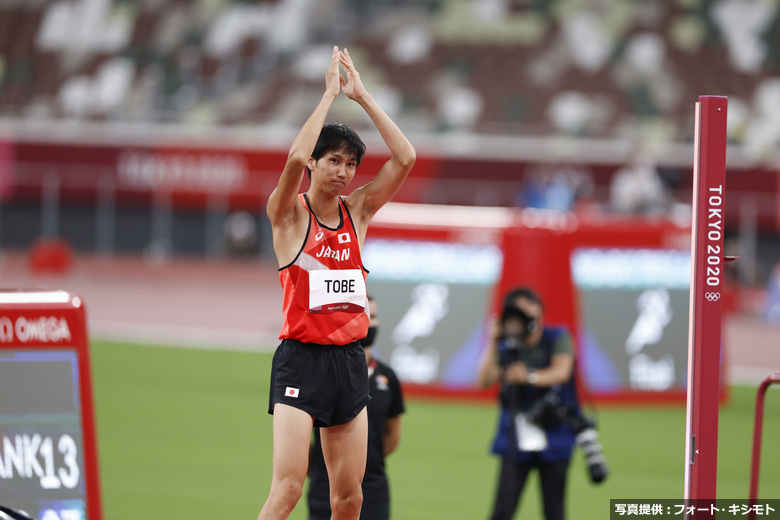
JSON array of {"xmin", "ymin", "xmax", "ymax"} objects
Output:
[
  {"xmin": 320, "ymin": 407, "xmax": 368, "ymax": 520},
  {"xmin": 258, "ymin": 404, "xmax": 315, "ymax": 520}
]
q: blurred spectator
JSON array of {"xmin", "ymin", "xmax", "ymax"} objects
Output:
[
  {"xmin": 516, "ymin": 162, "xmax": 593, "ymax": 212},
  {"xmin": 224, "ymin": 211, "xmax": 259, "ymax": 259},
  {"xmin": 609, "ymin": 147, "xmax": 668, "ymax": 215}
]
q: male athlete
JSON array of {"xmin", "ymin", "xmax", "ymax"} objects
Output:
[{"xmin": 258, "ymin": 46, "xmax": 415, "ymax": 520}]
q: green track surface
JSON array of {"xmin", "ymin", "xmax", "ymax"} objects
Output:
[{"xmin": 90, "ymin": 341, "xmax": 780, "ymax": 519}]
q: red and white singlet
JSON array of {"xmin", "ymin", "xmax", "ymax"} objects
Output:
[{"xmin": 278, "ymin": 193, "xmax": 369, "ymax": 345}]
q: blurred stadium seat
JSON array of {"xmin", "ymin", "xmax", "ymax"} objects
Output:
[{"xmin": 0, "ymin": 0, "xmax": 777, "ymax": 149}]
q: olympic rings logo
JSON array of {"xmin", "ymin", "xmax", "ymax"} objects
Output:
[{"xmin": 705, "ymin": 292, "xmax": 721, "ymax": 302}]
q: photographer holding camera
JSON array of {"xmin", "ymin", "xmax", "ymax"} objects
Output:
[{"xmin": 478, "ymin": 286, "xmax": 605, "ymax": 520}]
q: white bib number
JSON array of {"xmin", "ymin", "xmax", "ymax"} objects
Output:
[{"xmin": 308, "ymin": 269, "xmax": 366, "ymax": 313}]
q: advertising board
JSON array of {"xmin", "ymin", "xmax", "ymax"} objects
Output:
[{"xmin": 0, "ymin": 291, "xmax": 102, "ymax": 520}]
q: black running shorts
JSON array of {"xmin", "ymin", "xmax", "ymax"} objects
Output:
[{"xmin": 268, "ymin": 339, "xmax": 371, "ymax": 427}]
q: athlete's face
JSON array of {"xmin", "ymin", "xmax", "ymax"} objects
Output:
[{"xmin": 308, "ymin": 146, "xmax": 358, "ymax": 195}]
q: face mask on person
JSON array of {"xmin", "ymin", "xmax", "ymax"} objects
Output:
[{"xmin": 362, "ymin": 326, "xmax": 378, "ymax": 347}]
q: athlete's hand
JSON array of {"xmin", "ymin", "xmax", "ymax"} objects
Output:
[
  {"xmin": 339, "ymin": 48, "xmax": 368, "ymax": 102},
  {"xmin": 325, "ymin": 46, "xmax": 343, "ymax": 98}
]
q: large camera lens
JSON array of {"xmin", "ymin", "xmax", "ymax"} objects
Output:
[{"xmin": 575, "ymin": 427, "xmax": 609, "ymax": 484}]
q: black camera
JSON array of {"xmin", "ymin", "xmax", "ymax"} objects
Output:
[
  {"xmin": 525, "ymin": 392, "xmax": 609, "ymax": 485},
  {"xmin": 498, "ymin": 305, "xmax": 537, "ymax": 350},
  {"xmin": 524, "ymin": 391, "xmax": 569, "ymax": 429}
]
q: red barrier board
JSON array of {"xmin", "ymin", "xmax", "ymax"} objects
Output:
[
  {"xmin": 497, "ymin": 212, "xmax": 704, "ymax": 404},
  {"xmin": 365, "ymin": 204, "xmax": 722, "ymax": 404},
  {"xmin": 0, "ymin": 290, "xmax": 102, "ymax": 520}
]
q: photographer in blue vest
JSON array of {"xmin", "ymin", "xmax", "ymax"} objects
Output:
[{"xmin": 477, "ymin": 286, "xmax": 605, "ymax": 520}]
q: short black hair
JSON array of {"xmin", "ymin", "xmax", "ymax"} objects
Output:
[
  {"xmin": 306, "ymin": 122, "xmax": 366, "ymax": 178},
  {"xmin": 503, "ymin": 286, "xmax": 544, "ymax": 310}
]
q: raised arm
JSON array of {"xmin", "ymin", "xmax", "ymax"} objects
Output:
[
  {"xmin": 340, "ymin": 48, "xmax": 416, "ymax": 224},
  {"xmin": 266, "ymin": 46, "xmax": 344, "ymax": 226}
]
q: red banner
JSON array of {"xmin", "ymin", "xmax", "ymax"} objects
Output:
[{"xmin": 10, "ymin": 140, "xmax": 441, "ymax": 211}]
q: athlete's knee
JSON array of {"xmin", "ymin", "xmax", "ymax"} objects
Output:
[
  {"xmin": 270, "ymin": 477, "xmax": 304, "ymax": 514},
  {"xmin": 331, "ymin": 485, "xmax": 363, "ymax": 519}
]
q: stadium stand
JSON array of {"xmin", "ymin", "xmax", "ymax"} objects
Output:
[{"xmin": 0, "ymin": 0, "xmax": 779, "ymax": 153}]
